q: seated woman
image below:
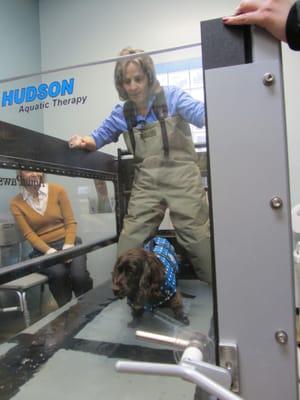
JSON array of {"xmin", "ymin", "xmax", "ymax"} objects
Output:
[{"xmin": 10, "ymin": 170, "xmax": 93, "ymax": 307}]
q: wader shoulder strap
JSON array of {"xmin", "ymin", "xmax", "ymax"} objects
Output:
[
  {"xmin": 123, "ymin": 89, "xmax": 169, "ymax": 156},
  {"xmin": 152, "ymin": 89, "xmax": 169, "ymax": 157},
  {"xmin": 123, "ymin": 101, "xmax": 137, "ymax": 153}
]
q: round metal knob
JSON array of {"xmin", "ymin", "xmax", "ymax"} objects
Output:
[
  {"xmin": 270, "ymin": 196, "xmax": 283, "ymax": 209},
  {"xmin": 275, "ymin": 330, "xmax": 288, "ymax": 344},
  {"xmin": 263, "ymin": 72, "xmax": 275, "ymax": 86}
]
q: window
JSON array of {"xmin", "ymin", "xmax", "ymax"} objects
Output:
[{"xmin": 156, "ymin": 58, "xmax": 206, "ymax": 146}]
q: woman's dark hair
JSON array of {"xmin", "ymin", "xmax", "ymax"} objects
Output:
[
  {"xmin": 114, "ymin": 47, "xmax": 159, "ymax": 101},
  {"xmin": 16, "ymin": 170, "xmax": 45, "ymax": 188}
]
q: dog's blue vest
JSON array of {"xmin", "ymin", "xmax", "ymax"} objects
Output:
[{"xmin": 142, "ymin": 236, "xmax": 179, "ymax": 311}]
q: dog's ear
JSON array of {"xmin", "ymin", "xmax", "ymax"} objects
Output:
[
  {"xmin": 139, "ymin": 260, "xmax": 153, "ymax": 290},
  {"xmin": 139, "ymin": 253, "xmax": 164, "ymax": 296},
  {"xmin": 111, "ymin": 259, "xmax": 119, "ymax": 280},
  {"xmin": 112, "ymin": 254, "xmax": 127, "ymax": 276}
]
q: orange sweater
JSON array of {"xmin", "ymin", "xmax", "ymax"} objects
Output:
[{"xmin": 10, "ymin": 183, "xmax": 77, "ymax": 254}]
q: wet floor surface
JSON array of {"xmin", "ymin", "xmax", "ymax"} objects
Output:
[{"xmin": 0, "ymin": 280, "xmax": 213, "ymax": 400}]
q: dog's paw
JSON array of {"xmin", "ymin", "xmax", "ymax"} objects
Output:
[
  {"xmin": 127, "ymin": 318, "xmax": 141, "ymax": 328},
  {"xmin": 175, "ymin": 313, "xmax": 190, "ymax": 326}
]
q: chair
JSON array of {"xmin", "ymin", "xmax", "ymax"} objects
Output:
[
  {"xmin": 0, "ymin": 222, "xmax": 48, "ymax": 328},
  {"xmin": 0, "ymin": 273, "xmax": 48, "ymax": 328}
]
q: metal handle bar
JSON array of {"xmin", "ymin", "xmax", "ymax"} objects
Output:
[
  {"xmin": 116, "ymin": 330, "xmax": 245, "ymax": 400},
  {"xmin": 116, "ymin": 357, "xmax": 243, "ymax": 400}
]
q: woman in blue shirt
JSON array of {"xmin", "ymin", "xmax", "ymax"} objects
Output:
[{"xmin": 69, "ymin": 47, "xmax": 211, "ymax": 284}]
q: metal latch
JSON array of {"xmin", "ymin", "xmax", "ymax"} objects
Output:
[{"xmin": 219, "ymin": 343, "xmax": 240, "ymax": 393}]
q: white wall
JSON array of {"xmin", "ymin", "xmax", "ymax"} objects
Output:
[
  {"xmin": 0, "ymin": 0, "xmax": 41, "ymax": 79},
  {"xmin": 0, "ymin": 0, "xmax": 43, "ymax": 221},
  {"xmin": 0, "ymin": 0, "xmax": 43, "ymax": 132},
  {"xmin": 38, "ymin": 0, "xmax": 232, "ymax": 67}
]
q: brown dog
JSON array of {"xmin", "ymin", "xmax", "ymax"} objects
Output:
[{"xmin": 112, "ymin": 247, "xmax": 189, "ymax": 327}]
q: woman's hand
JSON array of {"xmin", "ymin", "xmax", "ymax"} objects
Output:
[
  {"xmin": 223, "ymin": 0, "xmax": 294, "ymax": 42},
  {"xmin": 46, "ymin": 248, "xmax": 57, "ymax": 255},
  {"xmin": 69, "ymin": 135, "xmax": 83, "ymax": 148},
  {"xmin": 68, "ymin": 135, "xmax": 97, "ymax": 151},
  {"xmin": 63, "ymin": 243, "xmax": 74, "ymax": 264}
]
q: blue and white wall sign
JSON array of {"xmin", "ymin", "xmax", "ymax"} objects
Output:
[{"xmin": 1, "ymin": 78, "xmax": 88, "ymax": 113}]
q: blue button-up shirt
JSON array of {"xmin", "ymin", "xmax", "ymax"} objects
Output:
[{"xmin": 91, "ymin": 86, "xmax": 205, "ymax": 149}]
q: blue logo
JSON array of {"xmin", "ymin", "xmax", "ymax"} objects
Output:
[{"xmin": 1, "ymin": 78, "xmax": 75, "ymax": 107}]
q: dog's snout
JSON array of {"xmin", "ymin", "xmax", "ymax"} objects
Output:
[
  {"xmin": 112, "ymin": 285, "xmax": 120, "ymax": 296},
  {"xmin": 112, "ymin": 278, "xmax": 126, "ymax": 298}
]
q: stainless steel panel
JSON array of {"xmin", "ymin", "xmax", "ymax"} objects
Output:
[{"xmin": 205, "ymin": 56, "xmax": 298, "ymax": 399}]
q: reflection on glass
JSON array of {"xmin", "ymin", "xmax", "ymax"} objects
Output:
[
  {"xmin": 190, "ymin": 68, "xmax": 203, "ymax": 87},
  {"xmin": 10, "ymin": 170, "xmax": 93, "ymax": 307},
  {"xmin": 0, "ymin": 44, "xmax": 215, "ymax": 400},
  {"xmin": 0, "ymin": 169, "xmax": 24, "ymax": 267},
  {"xmin": 67, "ymin": 46, "xmax": 213, "ymax": 382},
  {"xmin": 0, "ymin": 169, "xmax": 117, "ymax": 268},
  {"xmin": 156, "ymin": 72, "xmax": 168, "ymax": 87},
  {"xmin": 0, "ymin": 168, "xmax": 117, "ymax": 319},
  {"xmin": 168, "ymin": 70, "xmax": 190, "ymax": 89},
  {"xmin": 89, "ymin": 180, "xmax": 114, "ymax": 214},
  {"xmin": 155, "ymin": 59, "xmax": 206, "ymax": 146},
  {"xmin": 189, "ymin": 87, "xmax": 204, "ymax": 102}
]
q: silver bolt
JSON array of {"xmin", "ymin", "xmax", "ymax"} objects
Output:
[
  {"xmin": 270, "ymin": 196, "xmax": 283, "ymax": 209},
  {"xmin": 275, "ymin": 330, "xmax": 288, "ymax": 344},
  {"xmin": 263, "ymin": 72, "xmax": 275, "ymax": 86},
  {"xmin": 225, "ymin": 362, "xmax": 232, "ymax": 373}
]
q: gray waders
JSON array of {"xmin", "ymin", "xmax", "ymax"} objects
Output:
[{"xmin": 118, "ymin": 113, "xmax": 212, "ymax": 284}]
